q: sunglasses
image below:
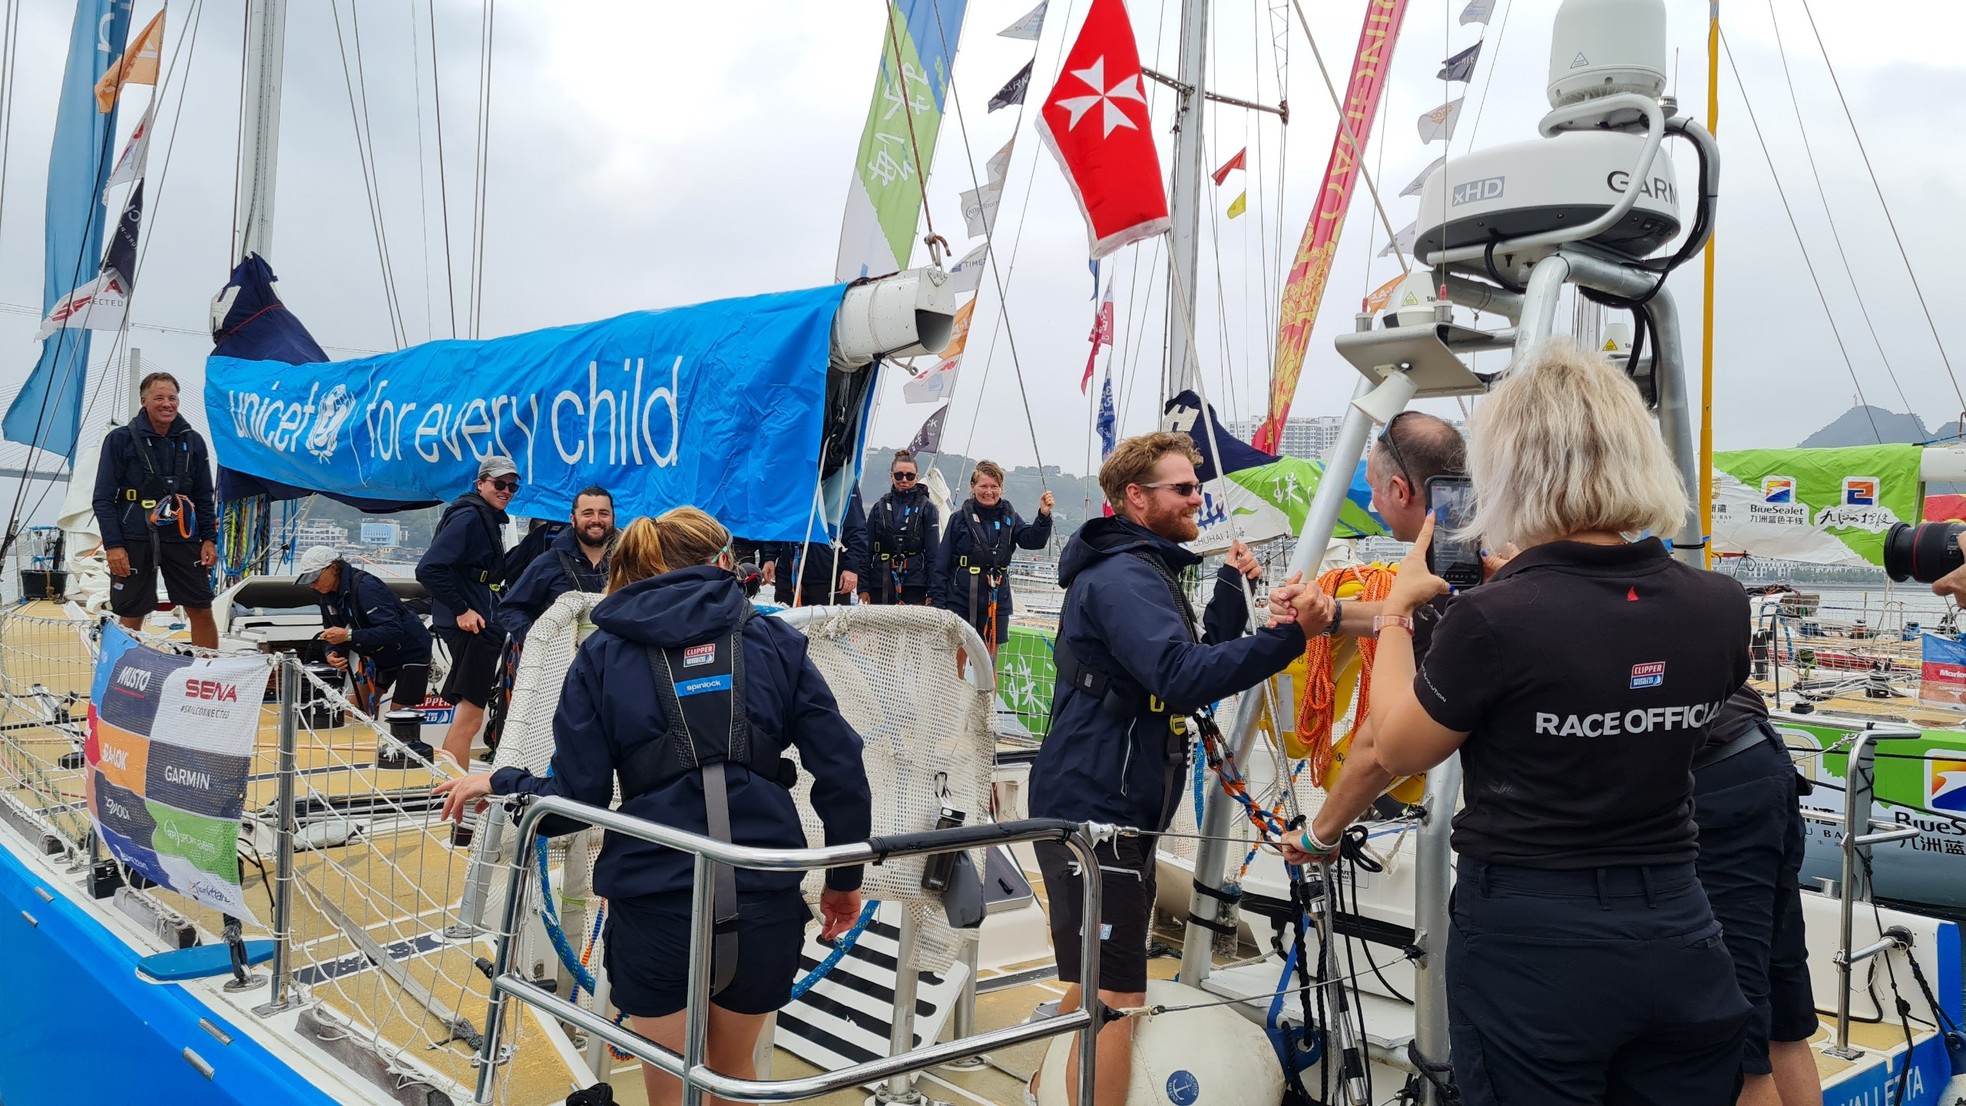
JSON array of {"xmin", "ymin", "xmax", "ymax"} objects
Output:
[
  {"xmin": 892, "ymin": 472, "xmax": 918, "ymax": 482},
  {"xmin": 1139, "ymin": 481, "xmax": 1203, "ymax": 497},
  {"xmin": 491, "ymin": 479, "xmax": 521, "ymax": 493},
  {"xmin": 1377, "ymin": 411, "xmax": 1418, "ymax": 492}
]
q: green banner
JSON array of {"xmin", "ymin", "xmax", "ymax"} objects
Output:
[{"xmin": 1711, "ymin": 444, "xmax": 1922, "ymax": 566}]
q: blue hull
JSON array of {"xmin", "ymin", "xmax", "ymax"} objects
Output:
[{"xmin": 0, "ymin": 845, "xmax": 339, "ymax": 1106}]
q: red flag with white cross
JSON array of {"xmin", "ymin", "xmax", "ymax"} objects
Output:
[{"xmin": 1036, "ymin": 0, "xmax": 1168, "ymax": 259}]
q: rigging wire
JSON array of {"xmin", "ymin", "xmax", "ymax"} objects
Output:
[
  {"xmin": 466, "ymin": 0, "xmax": 497, "ymax": 338},
  {"xmin": 328, "ymin": 0, "xmax": 409, "ymax": 349},
  {"xmin": 1717, "ymin": 29, "xmax": 1881, "ymax": 445},
  {"xmin": 0, "ymin": 0, "xmax": 24, "ymax": 263},
  {"xmin": 1285, "ymin": 0, "xmax": 1410, "ymax": 278},
  {"xmin": 929, "ymin": 1, "xmax": 1049, "ymax": 485},
  {"xmin": 1765, "ymin": 0, "xmax": 1910, "ymax": 414},
  {"xmin": 426, "ymin": 0, "xmax": 459, "ymax": 337},
  {"xmin": 8, "ymin": 0, "xmax": 210, "ymax": 539},
  {"xmin": 944, "ymin": 0, "xmax": 1091, "ymax": 477},
  {"xmin": 407, "ymin": 0, "xmax": 436, "ymax": 342},
  {"xmin": 1798, "ymin": 0, "xmax": 1966, "ymax": 418}
]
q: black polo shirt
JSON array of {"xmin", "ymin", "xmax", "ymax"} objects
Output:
[{"xmin": 1414, "ymin": 538, "xmax": 1749, "ymax": 868}]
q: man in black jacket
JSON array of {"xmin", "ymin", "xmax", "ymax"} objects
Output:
[
  {"xmin": 494, "ymin": 485, "xmax": 616, "ymax": 642},
  {"xmin": 1031, "ymin": 431, "xmax": 1330, "ymax": 1106},
  {"xmin": 416, "ymin": 456, "xmax": 516, "ymax": 766},
  {"xmin": 91, "ymin": 372, "xmax": 219, "ymax": 648},
  {"xmin": 297, "ymin": 546, "xmax": 433, "ymax": 723}
]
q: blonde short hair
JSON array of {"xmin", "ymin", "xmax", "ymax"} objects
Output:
[
  {"xmin": 970, "ymin": 460, "xmax": 1005, "ymax": 486},
  {"xmin": 1465, "ymin": 341, "xmax": 1687, "ymax": 548}
]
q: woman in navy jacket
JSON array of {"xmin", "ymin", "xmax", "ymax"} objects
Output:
[
  {"xmin": 933, "ymin": 459, "xmax": 1054, "ymax": 658},
  {"xmin": 438, "ymin": 507, "xmax": 871, "ymax": 1106}
]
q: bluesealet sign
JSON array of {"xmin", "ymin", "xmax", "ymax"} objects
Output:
[{"xmin": 206, "ymin": 284, "xmax": 851, "ymax": 541}]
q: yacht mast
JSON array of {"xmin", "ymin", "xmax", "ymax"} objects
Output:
[
  {"xmin": 1163, "ymin": 0, "xmax": 1208, "ymax": 401},
  {"xmin": 234, "ymin": 0, "xmax": 289, "ymax": 262}
]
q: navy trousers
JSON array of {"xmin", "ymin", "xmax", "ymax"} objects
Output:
[{"xmin": 1447, "ymin": 858, "xmax": 1750, "ymax": 1105}]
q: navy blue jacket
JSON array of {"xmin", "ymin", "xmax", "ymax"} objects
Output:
[
  {"xmin": 1030, "ymin": 517, "xmax": 1305, "ymax": 831},
  {"xmin": 770, "ymin": 490, "xmax": 869, "ymax": 605},
  {"xmin": 864, "ymin": 485, "xmax": 944, "ymax": 599},
  {"xmin": 92, "ymin": 415, "xmax": 218, "ymax": 547},
  {"xmin": 320, "ymin": 566, "xmax": 432, "ymax": 673},
  {"xmin": 493, "ymin": 528, "xmax": 610, "ymax": 641},
  {"xmin": 415, "ymin": 494, "xmax": 507, "ymax": 632},
  {"xmin": 933, "ymin": 498, "xmax": 1051, "ymax": 623},
  {"xmin": 491, "ymin": 565, "xmax": 873, "ymax": 898}
]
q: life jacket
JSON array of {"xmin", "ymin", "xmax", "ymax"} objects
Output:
[
  {"xmin": 504, "ymin": 520, "xmax": 568, "ymax": 585},
  {"xmin": 870, "ymin": 490, "xmax": 931, "ymax": 601},
  {"xmin": 436, "ymin": 494, "xmax": 510, "ymax": 593},
  {"xmin": 957, "ymin": 500, "xmax": 1020, "ymax": 635},
  {"xmin": 553, "ymin": 546, "xmax": 610, "ymax": 594},
  {"xmin": 614, "ymin": 605, "xmax": 792, "ymax": 995},
  {"xmin": 118, "ymin": 420, "xmax": 199, "ymax": 537}
]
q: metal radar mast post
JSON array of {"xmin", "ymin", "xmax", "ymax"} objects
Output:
[{"xmin": 1174, "ymin": 2, "xmax": 1718, "ymax": 1102}]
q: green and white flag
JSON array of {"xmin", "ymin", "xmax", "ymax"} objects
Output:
[{"xmin": 834, "ymin": 0, "xmax": 971, "ymax": 282}]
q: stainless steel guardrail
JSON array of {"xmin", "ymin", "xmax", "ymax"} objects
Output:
[{"xmin": 472, "ymin": 799, "xmax": 1111, "ymax": 1106}]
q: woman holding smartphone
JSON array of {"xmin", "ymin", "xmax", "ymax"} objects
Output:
[{"xmin": 1281, "ymin": 342, "xmax": 1752, "ymax": 1105}]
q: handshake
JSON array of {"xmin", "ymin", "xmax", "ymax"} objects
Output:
[{"xmin": 1265, "ymin": 575, "xmax": 1338, "ymax": 637}]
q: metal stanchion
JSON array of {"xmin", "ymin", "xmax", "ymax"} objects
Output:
[{"xmin": 255, "ymin": 656, "xmax": 299, "ymax": 1015}]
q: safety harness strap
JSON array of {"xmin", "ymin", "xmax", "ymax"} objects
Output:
[{"xmin": 699, "ymin": 760, "xmax": 742, "ymax": 996}]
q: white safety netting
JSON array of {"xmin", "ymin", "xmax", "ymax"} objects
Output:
[{"xmin": 494, "ymin": 595, "xmax": 996, "ymax": 974}]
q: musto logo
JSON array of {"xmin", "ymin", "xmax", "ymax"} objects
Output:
[{"xmin": 1927, "ymin": 757, "xmax": 1966, "ymax": 813}]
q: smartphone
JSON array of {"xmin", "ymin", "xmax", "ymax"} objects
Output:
[{"xmin": 1425, "ymin": 475, "xmax": 1482, "ymax": 590}]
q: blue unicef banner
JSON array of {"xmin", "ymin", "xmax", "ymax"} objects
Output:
[{"xmin": 205, "ymin": 284, "xmax": 852, "ymax": 541}]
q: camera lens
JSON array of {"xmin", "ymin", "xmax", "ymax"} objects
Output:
[{"xmin": 1883, "ymin": 521, "xmax": 1966, "ymax": 584}]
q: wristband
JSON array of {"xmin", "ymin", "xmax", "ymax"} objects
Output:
[
  {"xmin": 1373, "ymin": 613, "xmax": 1414, "ymax": 635},
  {"xmin": 1299, "ymin": 824, "xmax": 1339, "ymax": 854}
]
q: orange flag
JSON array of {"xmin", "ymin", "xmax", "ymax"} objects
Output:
[
  {"xmin": 96, "ymin": 9, "xmax": 164, "ymax": 113},
  {"xmin": 939, "ymin": 298, "xmax": 976, "ymax": 359}
]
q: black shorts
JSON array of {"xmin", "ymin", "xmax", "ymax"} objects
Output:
[
  {"xmin": 108, "ymin": 539, "xmax": 213, "ymax": 617},
  {"xmin": 1694, "ymin": 729, "xmax": 1818, "ymax": 1073},
  {"xmin": 1034, "ymin": 835, "xmax": 1156, "ymax": 994},
  {"xmin": 376, "ymin": 663, "xmax": 430, "ymax": 710},
  {"xmin": 434, "ymin": 628, "xmax": 501, "ymax": 707},
  {"xmin": 603, "ymin": 888, "xmax": 812, "ymax": 1017}
]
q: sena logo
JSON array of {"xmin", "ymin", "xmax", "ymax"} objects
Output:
[
  {"xmin": 1630, "ymin": 662, "xmax": 1665, "ymax": 689},
  {"xmin": 183, "ymin": 679, "xmax": 239, "ymax": 703}
]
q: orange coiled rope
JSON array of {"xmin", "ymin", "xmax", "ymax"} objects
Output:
[{"xmin": 1296, "ymin": 563, "xmax": 1400, "ymax": 781}]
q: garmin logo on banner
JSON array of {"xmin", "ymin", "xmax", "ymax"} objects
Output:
[
  {"xmin": 1452, "ymin": 176, "xmax": 1505, "ymax": 206},
  {"xmin": 1607, "ymin": 171, "xmax": 1677, "ymax": 206}
]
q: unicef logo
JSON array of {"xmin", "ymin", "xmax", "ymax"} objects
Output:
[
  {"xmin": 305, "ymin": 384, "xmax": 355, "ymax": 461},
  {"xmin": 1164, "ymin": 1070, "xmax": 1200, "ymax": 1106}
]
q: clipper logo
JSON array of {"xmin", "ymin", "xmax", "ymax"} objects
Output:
[
  {"xmin": 1630, "ymin": 662, "xmax": 1665, "ymax": 689},
  {"xmin": 183, "ymin": 679, "xmax": 240, "ymax": 703},
  {"xmin": 1928, "ymin": 757, "xmax": 1966, "ymax": 814},
  {"xmin": 683, "ymin": 643, "xmax": 716, "ymax": 668},
  {"xmin": 1761, "ymin": 476, "xmax": 1796, "ymax": 504},
  {"xmin": 305, "ymin": 384, "xmax": 355, "ymax": 461},
  {"xmin": 1842, "ymin": 476, "xmax": 1879, "ymax": 507}
]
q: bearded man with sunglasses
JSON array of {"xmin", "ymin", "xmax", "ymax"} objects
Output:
[
  {"xmin": 417, "ymin": 455, "xmax": 519, "ymax": 766},
  {"xmin": 1026, "ymin": 430, "xmax": 1334, "ymax": 1106}
]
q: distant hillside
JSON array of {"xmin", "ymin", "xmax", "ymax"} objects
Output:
[{"xmin": 1795, "ymin": 406, "xmax": 1928, "ymax": 449}]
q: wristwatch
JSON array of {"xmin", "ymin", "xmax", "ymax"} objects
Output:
[
  {"xmin": 1321, "ymin": 598, "xmax": 1344, "ymax": 637},
  {"xmin": 1373, "ymin": 613, "xmax": 1415, "ymax": 635}
]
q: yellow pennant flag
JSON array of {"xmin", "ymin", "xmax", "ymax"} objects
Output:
[
  {"xmin": 96, "ymin": 9, "xmax": 165, "ymax": 113},
  {"xmin": 1226, "ymin": 191, "xmax": 1247, "ymax": 219}
]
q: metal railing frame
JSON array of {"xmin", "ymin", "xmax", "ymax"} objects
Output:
[
  {"xmin": 1822, "ymin": 726, "xmax": 1923, "ymax": 1059},
  {"xmin": 473, "ymin": 798, "xmax": 1109, "ymax": 1106}
]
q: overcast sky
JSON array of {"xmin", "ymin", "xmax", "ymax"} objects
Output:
[{"xmin": 2, "ymin": 0, "xmax": 1963, "ymax": 524}]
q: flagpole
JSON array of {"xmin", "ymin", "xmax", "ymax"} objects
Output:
[
  {"xmin": 1163, "ymin": 0, "xmax": 1209, "ymax": 403},
  {"xmin": 1699, "ymin": 0, "xmax": 1718, "ymax": 568}
]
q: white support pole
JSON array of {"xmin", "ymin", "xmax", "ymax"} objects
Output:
[
  {"xmin": 234, "ymin": 0, "xmax": 288, "ymax": 263},
  {"xmin": 1163, "ymin": 0, "xmax": 1209, "ymax": 401}
]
